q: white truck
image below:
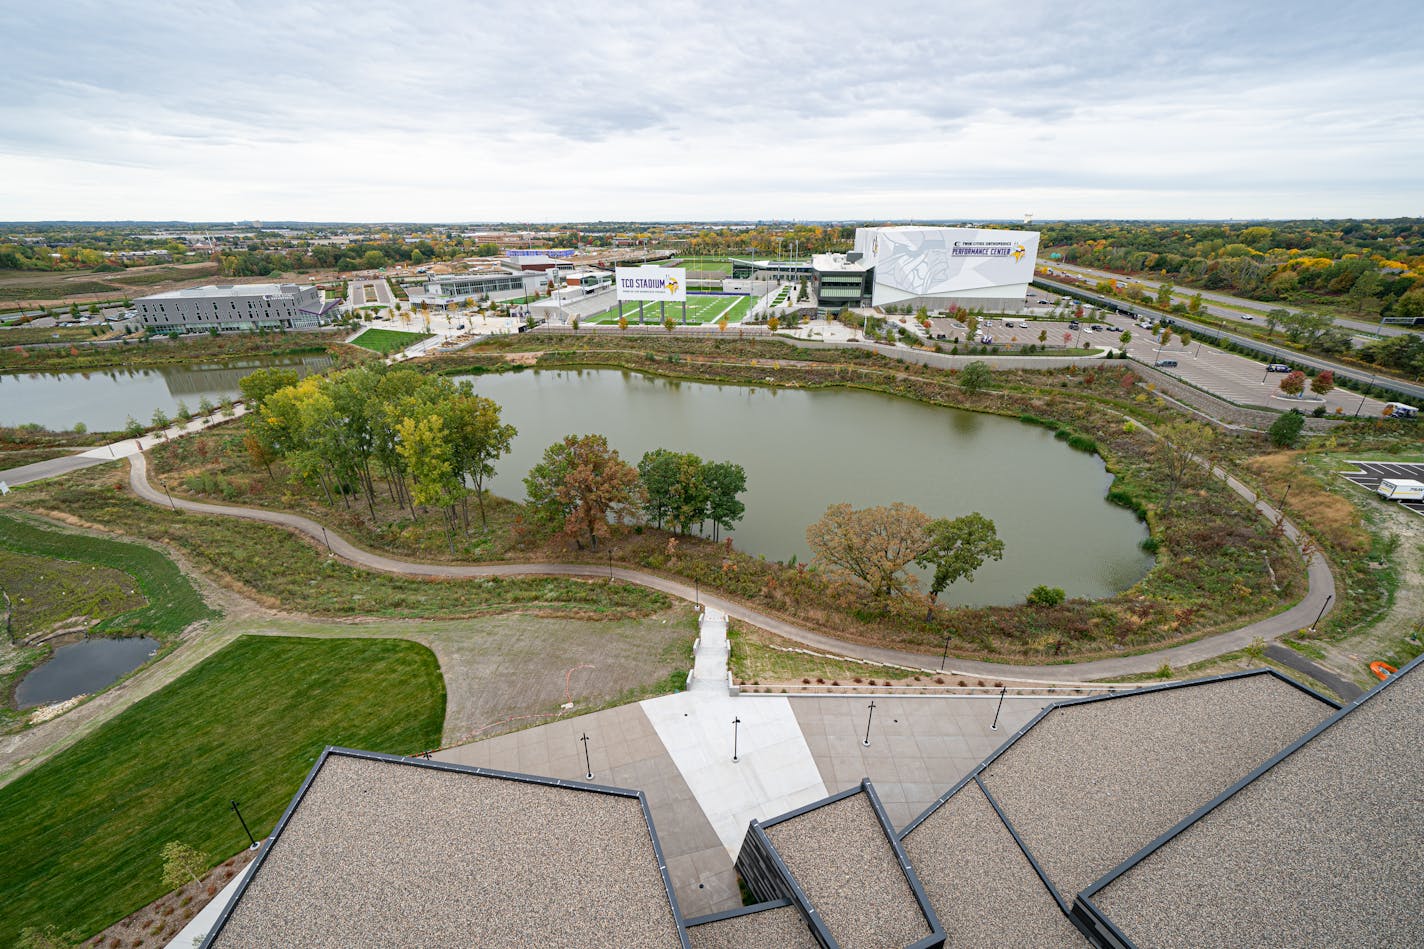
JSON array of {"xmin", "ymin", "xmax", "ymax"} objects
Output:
[{"xmin": 1377, "ymin": 479, "xmax": 1424, "ymax": 501}]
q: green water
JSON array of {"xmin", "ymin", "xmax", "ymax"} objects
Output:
[{"xmin": 459, "ymin": 368, "xmax": 1153, "ymax": 607}]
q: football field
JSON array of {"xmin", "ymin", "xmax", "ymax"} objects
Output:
[{"xmin": 588, "ymin": 294, "xmax": 755, "ymax": 324}]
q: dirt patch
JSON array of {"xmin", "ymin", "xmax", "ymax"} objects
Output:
[
  {"xmin": 89, "ymin": 847, "xmax": 256, "ymax": 949},
  {"xmin": 503, "ymin": 351, "xmax": 542, "ymax": 365},
  {"xmin": 1315, "ymin": 498, "xmax": 1424, "ymax": 686},
  {"xmin": 227, "ymin": 605, "xmax": 699, "ymax": 746}
]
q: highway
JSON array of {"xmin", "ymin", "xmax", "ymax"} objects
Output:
[
  {"xmin": 1034, "ymin": 276, "xmax": 1424, "ymax": 404},
  {"xmin": 1042, "ymin": 260, "xmax": 1413, "ymax": 340}
]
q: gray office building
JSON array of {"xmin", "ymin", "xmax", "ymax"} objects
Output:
[{"xmin": 134, "ymin": 284, "xmax": 336, "ymax": 334}]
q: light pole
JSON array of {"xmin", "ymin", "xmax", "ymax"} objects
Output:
[
  {"xmin": 732, "ymin": 717, "xmax": 741, "ymax": 763},
  {"xmin": 231, "ymin": 800, "xmax": 258, "ymax": 849},
  {"xmin": 160, "ymin": 478, "xmax": 176, "ymax": 512},
  {"xmin": 580, "ymin": 733, "xmax": 593, "ymax": 780},
  {"xmin": 1311, "ymin": 594, "xmax": 1334, "ymax": 631},
  {"xmin": 321, "ymin": 526, "xmax": 332, "ymax": 553},
  {"xmin": 862, "ymin": 700, "xmax": 877, "ymax": 747},
  {"xmin": 990, "ymin": 685, "xmax": 1008, "ymax": 730}
]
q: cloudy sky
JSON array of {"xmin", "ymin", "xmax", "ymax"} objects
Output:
[{"xmin": 3, "ymin": 0, "xmax": 1420, "ymax": 222}]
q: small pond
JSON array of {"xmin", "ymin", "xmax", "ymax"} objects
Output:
[
  {"xmin": 0, "ymin": 353, "xmax": 335, "ymax": 431},
  {"xmin": 458, "ymin": 368, "xmax": 1154, "ymax": 606},
  {"xmin": 15, "ymin": 636, "xmax": 160, "ymax": 708}
]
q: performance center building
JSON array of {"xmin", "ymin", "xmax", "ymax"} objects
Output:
[{"xmin": 811, "ymin": 225, "xmax": 1039, "ymax": 312}]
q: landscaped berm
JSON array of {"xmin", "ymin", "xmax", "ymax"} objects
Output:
[{"xmin": 0, "ymin": 635, "xmax": 445, "ymax": 947}]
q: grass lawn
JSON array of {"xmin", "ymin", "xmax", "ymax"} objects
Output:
[
  {"xmin": 348, "ymin": 328, "xmax": 432, "ymax": 354},
  {"xmin": 0, "ymin": 635, "xmax": 445, "ymax": 945},
  {"xmin": 588, "ymin": 294, "xmax": 753, "ymax": 325},
  {"xmin": 0, "ymin": 511, "xmax": 214, "ymax": 641},
  {"xmin": 0, "ymin": 549, "xmax": 145, "ymax": 640},
  {"xmin": 6, "ymin": 465, "xmax": 669, "ymax": 621}
]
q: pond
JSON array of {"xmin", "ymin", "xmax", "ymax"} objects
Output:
[
  {"xmin": 14, "ymin": 636, "xmax": 160, "ymax": 708},
  {"xmin": 0, "ymin": 353, "xmax": 336, "ymax": 432},
  {"xmin": 457, "ymin": 368, "xmax": 1153, "ymax": 607}
]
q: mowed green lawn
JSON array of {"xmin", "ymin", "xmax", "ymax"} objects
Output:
[
  {"xmin": 0, "ymin": 635, "xmax": 446, "ymax": 945},
  {"xmin": 348, "ymin": 327, "xmax": 431, "ymax": 354},
  {"xmin": 0, "ymin": 511, "xmax": 213, "ymax": 640},
  {"xmin": 588, "ymin": 294, "xmax": 754, "ymax": 325}
]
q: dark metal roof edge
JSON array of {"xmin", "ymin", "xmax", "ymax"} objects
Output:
[
  {"xmin": 198, "ymin": 745, "xmax": 673, "ymax": 948},
  {"xmin": 1259, "ymin": 665, "xmax": 1342, "ymax": 709},
  {"xmin": 898, "ymin": 669, "xmax": 1320, "ymax": 838},
  {"xmin": 348, "ymin": 745, "xmax": 644, "ymax": 796},
  {"xmin": 757, "ymin": 782, "xmax": 866, "ymax": 828},
  {"xmin": 748, "ymin": 820, "xmax": 839, "ymax": 948},
  {"xmin": 683, "ymin": 898, "xmax": 795, "ymax": 927},
  {"xmin": 1070, "ymin": 893, "xmax": 1142, "ymax": 949},
  {"xmin": 198, "ymin": 745, "xmax": 336, "ymax": 949},
  {"xmin": 974, "ymin": 776, "xmax": 1072, "ymax": 916},
  {"xmin": 1081, "ymin": 652, "xmax": 1424, "ymax": 902},
  {"xmin": 860, "ymin": 779, "xmax": 945, "ymax": 941},
  {"xmin": 636, "ymin": 788, "xmax": 692, "ymax": 948}
]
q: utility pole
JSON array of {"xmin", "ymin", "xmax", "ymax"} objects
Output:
[{"xmin": 862, "ymin": 701, "xmax": 877, "ymax": 747}]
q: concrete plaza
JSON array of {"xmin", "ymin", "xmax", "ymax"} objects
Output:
[{"xmin": 436, "ymin": 687, "xmax": 1047, "ymax": 918}]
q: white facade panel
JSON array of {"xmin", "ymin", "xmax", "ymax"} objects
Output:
[{"xmin": 854, "ymin": 226, "xmax": 1038, "ymax": 307}]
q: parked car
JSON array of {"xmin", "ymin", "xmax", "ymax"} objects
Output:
[
  {"xmin": 1155, "ymin": 359, "xmax": 1179, "ymax": 368},
  {"xmin": 1090, "ymin": 324, "xmax": 1103, "ymax": 332},
  {"xmin": 1266, "ymin": 363, "xmax": 1291, "ymax": 372},
  {"xmin": 1068, "ymin": 321, "xmax": 1081, "ymax": 330},
  {"xmin": 1240, "ymin": 313, "xmax": 1253, "ymax": 320},
  {"xmin": 979, "ymin": 334, "xmax": 994, "ymax": 344}
]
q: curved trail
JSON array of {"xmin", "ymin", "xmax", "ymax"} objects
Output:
[{"xmin": 125, "ymin": 453, "xmax": 1336, "ymax": 682}]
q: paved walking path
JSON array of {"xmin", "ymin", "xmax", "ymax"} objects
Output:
[{"xmin": 122, "ymin": 452, "xmax": 1336, "ymax": 682}]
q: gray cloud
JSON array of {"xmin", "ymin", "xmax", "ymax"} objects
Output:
[{"xmin": 2, "ymin": 0, "xmax": 1421, "ymax": 219}]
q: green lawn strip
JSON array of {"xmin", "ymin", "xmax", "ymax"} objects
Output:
[
  {"xmin": 348, "ymin": 328, "xmax": 432, "ymax": 354},
  {"xmin": 5, "ymin": 466, "xmax": 668, "ymax": 621},
  {"xmin": 0, "ymin": 511, "xmax": 214, "ymax": 640},
  {"xmin": 0, "ymin": 548, "xmax": 146, "ymax": 640},
  {"xmin": 0, "ymin": 634, "xmax": 445, "ymax": 944}
]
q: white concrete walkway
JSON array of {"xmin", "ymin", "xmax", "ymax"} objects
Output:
[
  {"xmin": 641, "ymin": 691, "xmax": 828, "ymax": 858},
  {"xmin": 688, "ymin": 607, "xmax": 729, "ymax": 693},
  {"xmin": 646, "ymin": 606, "xmax": 829, "ymax": 859}
]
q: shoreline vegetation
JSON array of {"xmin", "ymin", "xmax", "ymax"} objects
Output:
[
  {"xmin": 5, "ymin": 331, "xmax": 1411, "ymax": 670},
  {"xmin": 22, "ymin": 335, "xmax": 1305, "ymax": 665}
]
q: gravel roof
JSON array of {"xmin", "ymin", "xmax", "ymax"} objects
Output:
[
  {"xmin": 1088, "ymin": 663, "xmax": 1424, "ymax": 948},
  {"xmin": 978, "ymin": 672, "xmax": 1332, "ymax": 898},
  {"xmin": 207, "ymin": 751, "xmax": 683, "ymax": 948},
  {"xmin": 901, "ymin": 780, "xmax": 1086, "ymax": 947},
  {"xmin": 686, "ymin": 904, "xmax": 819, "ymax": 949},
  {"xmin": 764, "ymin": 790, "xmax": 933, "ymax": 949}
]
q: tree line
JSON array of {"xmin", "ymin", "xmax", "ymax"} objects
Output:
[
  {"xmin": 240, "ymin": 365, "xmax": 516, "ymax": 551},
  {"xmin": 523, "ymin": 437, "xmax": 747, "ymax": 550}
]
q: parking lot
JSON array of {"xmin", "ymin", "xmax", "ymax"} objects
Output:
[
  {"xmin": 1340, "ymin": 461, "xmax": 1424, "ymax": 518},
  {"xmin": 1120, "ymin": 327, "xmax": 1391, "ymax": 417}
]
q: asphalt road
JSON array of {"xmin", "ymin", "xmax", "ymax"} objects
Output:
[
  {"xmin": 1045, "ymin": 260, "xmax": 1411, "ymax": 340},
  {"xmin": 1036, "ymin": 276, "xmax": 1424, "ymax": 404}
]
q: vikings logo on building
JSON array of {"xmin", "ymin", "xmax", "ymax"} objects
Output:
[
  {"xmin": 1012, "ymin": 244, "xmax": 1026, "ymax": 262},
  {"xmin": 666, "ymin": 277, "xmax": 679, "ymax": 296}
]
